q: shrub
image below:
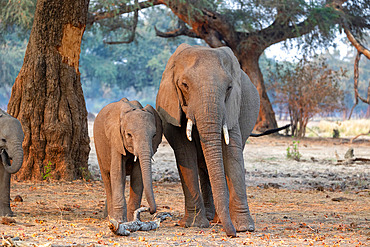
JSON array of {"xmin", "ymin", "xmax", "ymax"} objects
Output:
[{"xmin": 270, "ymin": 56, "xmax": 346, "ymax": 137}]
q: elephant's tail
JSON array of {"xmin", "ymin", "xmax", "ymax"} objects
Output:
[{"xmin": 250, "ymin": 124, "xmax": 291, "ymax": 137}]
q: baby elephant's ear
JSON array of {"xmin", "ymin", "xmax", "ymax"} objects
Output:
[
  {"xmin": 143, "ymin": 105, "xmax": 163, "ymax": 153},
  {"xmin": 105, "ymin": 111, "xmax": 126, "ymax": 156}
]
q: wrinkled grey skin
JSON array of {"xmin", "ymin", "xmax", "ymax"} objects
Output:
[
  {"xmin": 93, "ymin": 98, "xmax": 163, "ymax": 222},
  {"xmin": 0, "ymin": 108, "xmax": 24, "ymax": 216},
  {"xmin": 156, "ymin": 44, "xmax": 260, "ymax": 236}
]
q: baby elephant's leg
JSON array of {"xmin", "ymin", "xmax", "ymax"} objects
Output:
[{"xmin": 127, "ymin": 163, "xmax": 143, "ymax": 221}]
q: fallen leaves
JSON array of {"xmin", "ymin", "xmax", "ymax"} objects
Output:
[
  {"xmin": 14, "ymin": 195, "xmax": 23, "ymax": 202},
  {"xmin": 1, "ymin": 180, "xmax": 368, "ymax": 246},
  {"xmin": 1, "ymin": 217, "xmax": 16, "ymax": 225}
]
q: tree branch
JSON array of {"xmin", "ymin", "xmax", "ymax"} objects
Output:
[
  {"xmin": 103, "ymin": 1, "xmax": 139, "ymax": 45},
  {"xmin": 156, "ymin": 1, "xmax": 236, "ymax": 48},
  {"xmin": 348, "ymin": 51, "xmax": 361, "ymax": 119},
  {"xmin": 257, "ymin": 10, "xmax": 335, "ymax": 49},
  {"xmin": 200, "ymin": 9, "xmax": 238, "ymax": 48},
  {"xmin": 348, "ymin": 51, "xmax": 370, "ymax": 119},
  {"xmin": 87, "ymin": 0, "xmax": 161, "ymax": 26},
  {"xmin": 344, "ymin": 28, "xmax": 370, "ymax": 59},
  {"xmin": 154, "ymin": 19, "xmax": 200, "ymax": 38},
  {"xmin": 332, "ymin": 0, "xmax": 370, "ymax": 59},
  {"xmin": 109, "ymin": 207, "xmax": 172, "ymax": 236}
]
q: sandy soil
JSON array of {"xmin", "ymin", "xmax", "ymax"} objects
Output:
[{"xmin": 1, "ymin": 124, "xmax": 369, "ymax": 246}]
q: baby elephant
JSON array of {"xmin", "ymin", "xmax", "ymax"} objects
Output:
[
  {"xmin": 93, "ymin": 98, "xmax": 162, "ymax": 222},
  {"xmin": 0, "ymin": 108, "xmax": 24, "ymax": 216}
]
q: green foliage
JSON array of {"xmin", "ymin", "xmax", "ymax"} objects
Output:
[
  {"xmin": 79, "ymin": 167, "xmax": 92, "ymax": 181},
  {"xmin": 318, "ymin": 45, "xmax": 370, "ymax": 117},
  {"xmin": 218, "ymin": 0, "xmax": 368, "ymax": 52},
  {"xmin": 286, "ymin": 140, "xmax": 301, "ymax": 161},
  {"xmin": 42, "ymin": 161, "xmax": 53, "ymax": 181},
  {"xmin": 0, "ymin": 31, "xmax": 28, "ymax": 108},
  {"xmin": 0, "ymin": 0, "xmax": 368, "ymax": 117},
  {"xmin": 332, "ymin": 128, "xmax": 340, "ymax": 138},
  {"xmin": 80, "ymin": 6, "xmax": 203, "ymax": 112},
  {"xmin": 0, "ymin": 0, "xmax": 36, "ymax": 42}
]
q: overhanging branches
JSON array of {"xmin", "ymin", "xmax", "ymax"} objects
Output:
[{"xmin": 103, "ymin": 1, "xmax": 139, "ymax": 45}]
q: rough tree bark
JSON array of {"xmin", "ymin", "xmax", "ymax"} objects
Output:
[{"xmin": 7, "ymin": 0, "xmax": 90, "ymax": 180}]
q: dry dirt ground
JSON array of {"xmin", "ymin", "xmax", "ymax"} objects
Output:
[{"xmin": 2, "ymin": 133, "xmax": 369, "ymax": 246}]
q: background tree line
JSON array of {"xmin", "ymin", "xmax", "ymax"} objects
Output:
[
  {"xmin": 1, "ymin": 1, "xmax": 369, "ymax": 115},
  {"xmin": 0, "ymin": 0, "xmax": 368, "ymax": 180},
  {"xmin": 1, "ymin": 24, "xmax": 369, "ymax": 116}
]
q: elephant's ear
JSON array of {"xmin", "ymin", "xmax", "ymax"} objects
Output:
[
  {"xmin": 143, "ymin": 104, "xmax": 163, "ymax": 154},
  {"xmin": 218, "ymin": 46, "xmax": 242, "ymax": 129},
  {"xmin": 104, "ymin": 102, "xmax": 129, "ymax": 156},
  {"xmin": 156, "ymin": 43, "xmax": 191, "ymax": 127}
]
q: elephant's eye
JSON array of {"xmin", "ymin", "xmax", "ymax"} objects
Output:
[
  {"xmin": 181, "ymin": 81, "xmax": 189, "ymax": 90},
  {"xmin": 226, "ymin": 85, "xmax": 232, "ymax": 101},
  {"xmin": 1, "ymin": 139, "xmax": 5, "ymax": 143},
  {"xmin": 126, "ymin": 133, "xmax": 132, "ymax": 138}
]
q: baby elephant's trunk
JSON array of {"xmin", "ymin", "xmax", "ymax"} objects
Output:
[{"xmin": 138, "ymin": 151, "xmax": 156, "ymax": 214}]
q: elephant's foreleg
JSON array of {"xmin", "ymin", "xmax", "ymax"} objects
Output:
[
  {"xmin": 164, "ymin": 123, "xmax": 209, "ymax": 228},
  {"xmin": 127, "ymin": 163, "xmax": 143, "ymax": 221},
  {"xmin": 0, "ymin": 165, "xmax": 13, "ymax": 216},
  {"xmin": 110, "ymin": 152, "xmax": 127, "ymax": 222},
  {"xmin": 223, "ymin": 127, "xmax": 254, "ymax": 232}
]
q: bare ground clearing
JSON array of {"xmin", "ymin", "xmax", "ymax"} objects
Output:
[{"xmin": 2, "ymin": 133, "xmax": 369, "ymax": 246}]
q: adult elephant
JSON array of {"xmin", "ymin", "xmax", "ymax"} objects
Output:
[
  {"xmin": 94, "ymin": 98, "xmax": 162, "ymax": 223},
  {"xmin": 0, "ymin": 108, "xmax": 24, "ymax": 216},
  {"xmin": 156, "ymin": 44, "xmax": 259, "ymax": 237}
]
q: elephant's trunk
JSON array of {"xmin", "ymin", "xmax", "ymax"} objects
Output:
[
  {"xmin": 195, "ymin": 103, "xmax": 236, "ymax": 237},
  {"xmin": 138, "ymin": 151, "xmax": 157, "ymax": 215},
  {"xmin": 2, "ymin": 143, "xmax": 23, "ymax": 174}
]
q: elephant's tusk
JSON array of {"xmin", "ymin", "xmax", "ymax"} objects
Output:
[
  {"xmin": 134, "ymin": 156, "xmax": 138, "ymax": 162},
  {"xmin": 223, "ymin": 124, "xmax": 229, "ymax": 145},
  {"xmin": 186, "ymin": 118, "xmax": 193, "ymax": 142}
]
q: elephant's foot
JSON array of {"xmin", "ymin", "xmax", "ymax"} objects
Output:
[
  {"xmin": 109, "ymin": 210, "xmax": 127, "ymax": 223},
  {"xmin": 179, "ymin": 212, "xmax": 210, "ymax": 228},
  {"xmin": 204, "ymin": 203, "xmax": 215, "ymax": 221},
  {"xmin": 127, "ymin": 208, "xmax": 137, "ymax": 222},
  {"xmin": 231, "ymin": 212, "xmax": 255, "ymax": 232}
]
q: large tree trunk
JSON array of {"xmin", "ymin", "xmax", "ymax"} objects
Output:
[
  {"xmin": 7, "ymin": 0, "xmax": 90, "ymax": 180},
  {"xmin": 238, "ymin": 51, "xmax": 278, "ymax": 130}
]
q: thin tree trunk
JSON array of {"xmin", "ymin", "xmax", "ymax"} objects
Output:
[{"xmin": 7, "ymin": 0, "xmax": 90, "ymax": 180}]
